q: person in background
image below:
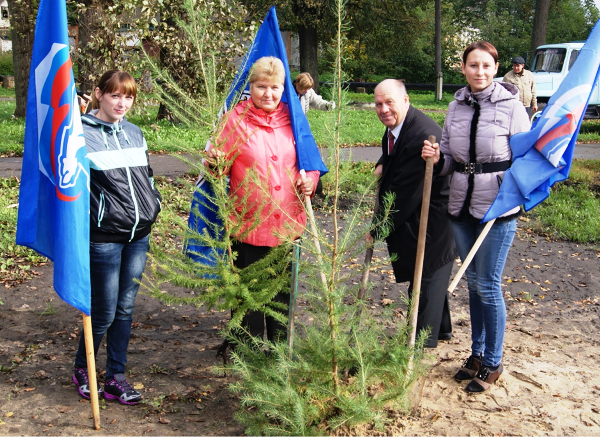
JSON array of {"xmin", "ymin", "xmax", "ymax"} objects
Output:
[
  {"xmin": 423, "ymin": 42, "xmax": 530, "ymax": 393},
  {"xmin": 503, "ymin": 56, "xmax": 538, "ymax": 117},
  {"xmin": 73, "ymin": 70, "xmax": 162, "ymax": 405},
  {"xmin": 369, "ymin": 79, "xmax": 456, "ymax": 349},
  {"xmin": 293, "ymin": 72, "xmax": 336, "ymax": 114},
  {"xmin": 207, "ymin": 57, "xmax": 319, "ymax": 343}
]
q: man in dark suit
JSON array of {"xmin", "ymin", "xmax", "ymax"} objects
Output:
[{"xmin": 371, "ymin": 79, "xmax": 456, "ymax": 348}]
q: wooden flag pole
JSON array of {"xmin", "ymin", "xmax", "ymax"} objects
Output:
[
  {"xmin": 82, "ymin": 314, "xmax": 101, "ymax": 430},
  {"xmin": 300, "ymin": 170, "xmax": 327, "ymax": 289},
  {"xmin": 407, "ymin": 135, "xmax": 436, "ymax": 351},
  {"xmin": 447, "ymin": 218, "xmax": 496, "ymax": 293},
  {"xmin": 357, "ymin": 195, "xmax": 379, "ymax": 300}
]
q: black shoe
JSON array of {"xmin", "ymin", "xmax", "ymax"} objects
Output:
[
  {"xmin": 72, "ymin": 368, "xmax": 103, "ymax": 399},
  {"xmin": 438, "ymin": 332, "xmax": 452, "ymax": 341},
  {"xmin": 455, "ymin": 355, "xmax": 482, "ymax": 381},
  {"xmin": 465, "ymin": 363, "xmax": 503, "ymax": 393}
]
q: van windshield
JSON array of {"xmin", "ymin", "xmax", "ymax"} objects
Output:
[{"xmin": 532, "ymin": 48, "xmax": 567, "ymax": 72}]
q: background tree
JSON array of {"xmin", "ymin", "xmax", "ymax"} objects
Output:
[
  {"xmin": 530, "ymin": 0, "xmax": 551, "ymax": 61},
  {"xmin": 147, "ymin": 0, "xmax": 251, "ymax": 121},
  {"xmin": 74, "ymin": 0, "xmax": 121, "ymax": 94},
  {"xmin": 545, "ymin": 0, "xmax": 600, "ymax": 46},
  {"xmin": 6, "ymin": 0, "xmax": 38, "ymax": 118}
]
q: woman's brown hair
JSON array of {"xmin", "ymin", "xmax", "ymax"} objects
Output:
[
  {"xmin": 292, "ymin": 72, "xmax": 314, "ymax": 92},
  {"xmin": 462, "ymin": 41, "xmax": 499, "ymax": 65},
  {"xmin": 91, "ymin": 70, "xmax": 137, "ymax": 110}
]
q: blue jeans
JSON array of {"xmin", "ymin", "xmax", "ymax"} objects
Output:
[
  {"xmin": 75, "ymin": 235, "xmax": 149, "ymax": 378},
  {"xmin": 451, "ymin": 218, "xmax": 516, "ymax": 368}
]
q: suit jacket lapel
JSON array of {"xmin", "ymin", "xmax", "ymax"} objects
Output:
[{"xmin": 380, "ymin": 105, "xmax": 415, "ymax": 182}]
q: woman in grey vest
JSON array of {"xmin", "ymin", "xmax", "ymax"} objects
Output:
[{"xmin": 422, "ymin": 41, "xmax": 530, "ymax": 393}]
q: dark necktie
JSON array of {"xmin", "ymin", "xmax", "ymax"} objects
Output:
[{"xmin": 388, "ymin": 130, "xmax": 394, "ymax": 155}]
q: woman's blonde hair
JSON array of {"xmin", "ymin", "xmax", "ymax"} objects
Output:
[
  {"xmin": 91, "ymin": 70, "xmax": 137, "ymax": 110},
  {"xmin": 248, "ymin": 56, "xmax": 285, "ymax": 84},
  {"xmin": 292, "ymin": 72, "xmax": 314, "ymax": 92}
]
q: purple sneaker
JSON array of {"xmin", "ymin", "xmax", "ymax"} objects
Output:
[
  {"xmin": 104, "ymin": 373, "xmax": 142, "ymax": 405},
  {"xmin": 72, "ymin": 367, "xmax": 103, "ymax": 399}
]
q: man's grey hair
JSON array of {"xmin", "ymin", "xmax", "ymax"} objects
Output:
[{"xmin": 375, "ymin": 78, "xmax": 408, "ymax": 96}]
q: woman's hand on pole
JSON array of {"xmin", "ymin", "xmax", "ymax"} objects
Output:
[
  {"xmin": 296, "ymin": 172, "xmax": 315, "ymax": 197},
  {"xmin": 422, "ymin": 139, "xmax": 440, "ymax": 164},
  {"xmin": 204, "ymin": 145, "xmax": 224, "ymax": 168}
]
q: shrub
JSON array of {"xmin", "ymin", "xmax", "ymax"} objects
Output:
[{"xmin": 0, "ymin": 51, "xmax": 13, "ymax": 76}]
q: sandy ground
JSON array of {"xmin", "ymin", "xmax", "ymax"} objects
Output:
[{"xmin": 0, "ymin": 210, "xmax": 599, "ymax": 435}]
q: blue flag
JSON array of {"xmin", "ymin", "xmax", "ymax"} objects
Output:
[
  {"xmin": 223, "ymin": 6, "xmax": 328, "ymax": 175},
  {"xmin": 483, "ymin": 20, "xmax": 600, "ymax": 222},
  {"xmin": 185, "ymin": 6, "xmax": 327, "ymax": 266},
  {"xmin": 16, "ymin": 0, "xmax": 91, "ymax": 315}
]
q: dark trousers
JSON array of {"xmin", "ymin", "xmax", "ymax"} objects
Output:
[
  {"xmin": 406, "ymin": 260, "xmax": 453, "ymax": 348},
  {"xmin": 232, "ymin": 242, "xmax": 289, "ymax": 342}
]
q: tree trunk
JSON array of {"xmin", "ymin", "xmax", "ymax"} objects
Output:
[
  {"xmin": 434, "ymin": 0, "xmax": 443, "ymax": 101},
  {"xmin": 77, "ymin": 0, "xmax": 115, "ymax": 95},
  {"xmin": 298, "ymin": 24, "xmax": 319, "ymax": 94},
  {"xmin": 156, "ymin": 16, "xmax": 178, "ymax": 123},
  {"xmin": 530, "ymin": 0, "xmax": 551, "ymax": 63},
  {"xmin": 6, "ymin": 0, "xmax": 36, "ymax": 118}
]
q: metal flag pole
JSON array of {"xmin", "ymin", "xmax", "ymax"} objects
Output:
[{"xmin": 288, "ymin": 241, "xmax": 301, "ymax": 356}]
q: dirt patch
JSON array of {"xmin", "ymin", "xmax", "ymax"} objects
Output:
[{"xmin": 1, "ymin": 215, "xmax": 599, "ymax": 435}]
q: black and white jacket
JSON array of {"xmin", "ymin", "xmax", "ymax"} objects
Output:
[{"xmin": 82, "ymin": 111, "xmax": 161, "ymax": 243}]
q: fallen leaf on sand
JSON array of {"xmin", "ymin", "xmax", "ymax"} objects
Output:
[{"xmin": 509, "ymin": 370, "xmax": 545, "ymax": 389}]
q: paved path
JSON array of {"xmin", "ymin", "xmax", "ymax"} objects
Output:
[{"xmin": 1, "ymin": 144, "xmax": 599, "ymax": 178}]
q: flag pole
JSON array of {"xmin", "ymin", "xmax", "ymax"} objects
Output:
[
  {"xmin": 358, "ymin": 193, "xmax": 379, "ymax": 300},
  {"xmin": 300, "ymin": 170, "xmax": 327, "ymax": 289},
  {"xmin": 407, "ymin": 135, "xmax": 436, "ymax": 351},
  {"xmin": 287, "ymin": 241, "xmax": 300, "ymax": 356},
  {"xmin": 447, "ymin": 218, "xmax": 496, "ymax": 293},
  {"xmin": 82, "ymin": 314, "xmax": 101, "ymax": 430}
]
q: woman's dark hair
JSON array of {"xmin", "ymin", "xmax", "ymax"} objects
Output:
[
  {"xmin": 91, "ymin": 70, "xmax": 137, "ymax": 110},
  {"xmin": 462, "ymin": 41, "xmax": 499, "ymax": 64}
]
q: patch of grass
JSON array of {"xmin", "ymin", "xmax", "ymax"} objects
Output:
[
  {"xmin": 408, "ymin": 90, "xmax": 455, "ymax": 110},
  {"xmin": 568, "ymin": 159, "xmax": 600, "ymax": 184},
  {"xmin": 425, "ymin": 111, "xmax": 446, "ymax": 128},
  {"xmin": 308, "ymin": 109, "xmax": 381, "ymax": 147},
  {"xmin": 0, "ymin": 87, "xmax": 16, "ymax": 98},
  {"xmin": 136, "ymin": 119, "xmax": 210, "ymax": 154},
  {"xmin": 577, "ymin": 119, "xmax": 600, "ymax": 143},
  {"xmin": 320, "ymin": 161, "xmax": 376, "ymax": 194},
  {"xmin": 0, "ymin": 52, "xmax": 14, "ymax": 76},
  {"xmin": 39, "ymin": 300, "xmax": 57, "ymax": 316},
  {"xmin": 0, "ymin": 178, "xmax": 47, "ymax": 287},
  {"xmin": 3, "ymin": 90, "xmax": 600, "ymax": 157},
  {"xmin": 526, "ymin": 160, "xmax": 600, "ymax": 243},
  {"xmin": 340, "ymin": 90, "xmax": 455, "ymax": 109}
]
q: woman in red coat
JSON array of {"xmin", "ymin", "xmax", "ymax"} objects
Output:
[{"xmin": 207, "ymin": 56, "xmax": 319, "ymax": 342}]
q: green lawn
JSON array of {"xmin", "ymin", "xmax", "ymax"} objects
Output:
[
  {"xmin": 1, "ymin": 89, "xmax": 600, "ymax": 155},
  {"xmin": 525, "ymin": 160, "xmax": 600, "ymax": 243}
]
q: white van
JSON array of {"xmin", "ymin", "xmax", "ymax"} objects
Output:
[{"xmin": 531, "ymin": 41, "xmax": 600, "ymax": 118}]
